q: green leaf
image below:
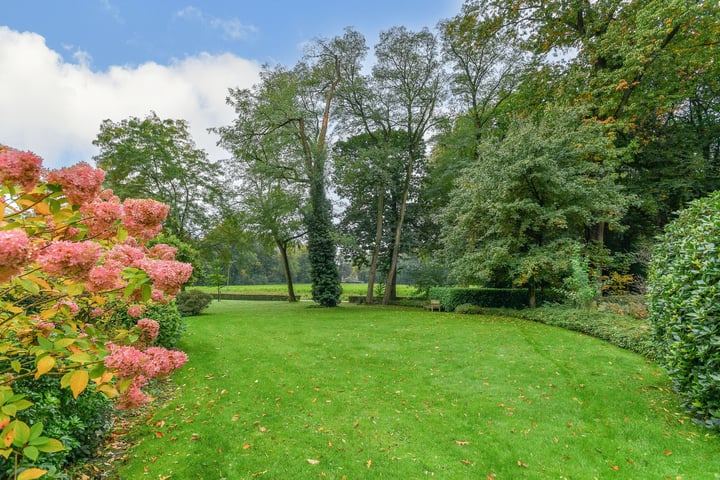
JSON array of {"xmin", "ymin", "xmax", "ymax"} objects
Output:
[
  {"xmin": 35, "ymin": 438, "xmax": 64, "ymax": 453},
  {"xmin": 13, "ymin": 421, "xmax": 31, "ymax": 446},
  {"xmin": 22, "ymin": 445, "xmax": 39, "ymax": 461},
  {"xmin": 11, "ymin": 361, "xmax": 21, "ymax": 373},
  {"xmin": 29, "ymin": 423, "xmax": 43, "ymax": 441}
]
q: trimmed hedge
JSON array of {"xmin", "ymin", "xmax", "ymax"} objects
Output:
[
  {"xmin": 216, "ymin": 293, "xmax": 301, "ymax": 301},
  {"xmin": 428, "ymin": 287, "xmax": 529, "ymax": 311}
]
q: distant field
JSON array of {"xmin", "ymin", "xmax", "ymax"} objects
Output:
[{"xmin": 192, "ymin": 283, "xmax": 419, "ymax": 300}]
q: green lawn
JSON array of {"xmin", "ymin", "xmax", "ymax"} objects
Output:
[
  {"xmin": 192, "ymin": 283, "xmax": 418, "ymax": 300},
  {"xmin": 114, "ymin": 301, "xmax": 719, "ymax": 479}
]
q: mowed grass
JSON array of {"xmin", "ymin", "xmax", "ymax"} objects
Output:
[
  {"xmin": 115, "ymin": 302, "xmax": 719, "ymax": 479},
  {"xmin": 192, "ymin": 283, "xmax": 418, "ymax": 300}
]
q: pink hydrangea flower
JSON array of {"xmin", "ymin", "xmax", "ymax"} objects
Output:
[
  {"xmin": 47, "ymin": 162, "xmax": 105, "ymax": 205},
  {"xmin": 121, "ymin": 199, "xmax": 170, "ymax": 241},
  {"xmin": 91, "ymin": 308, "xmax": 104, "ymax": 317},
  {"xmin": 150, "ymin": 289, "xmax": 168, "ymax": 303},
  {"xmin": 139, "ymin": 259, "xmax": 193, "ymax": 296},
  {"xmin": 80, "ymin": 194, "xmax": 123, "ymax": 238},
  {"xmin": 86, "ymin": 264, "xmax": 126, "ymax": 293},
  {"xmin": 54, "ymin": 299, "xmax": 80, "ymax": 315},
  {"xmin": 136, "ymin": 318, "xmax": 159, "ymax": 340},
  {"xmin": 104, "ymin": 242, "xmax": 147, "ymax": 269},
  {"xmin": 37, "ymin": 240, "xmax": 101, "ymax": 279},
  {"xmin": 116, "ymin": 375, "xmax": 151, "ymax": 410},
  {"xmin": 144, "ymin": 347, "xmax": 188, "ymax": 377},
  {"xmin": 0, "ymin": 149, "xmax": 42, "ymax": 191},
  {"xmin": 127, "ymin": 305, "xmax": 145, "ymax": 318},
  {"xmin": 148, "ymin": 244, "xmax": 178, "ymax": 261},
  {"xmin": 0, "ymin": 229, "xmax": 32, "ymax": 282},
  {"xmin": 103, "ymin": 343, "xmax": 148, "ymax": 378}
]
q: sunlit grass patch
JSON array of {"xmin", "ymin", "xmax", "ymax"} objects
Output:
[{"xmin": 114, "ymin": 302, "xmax": 719, "ymax": 479}]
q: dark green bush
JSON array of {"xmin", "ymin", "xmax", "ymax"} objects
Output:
[
  {"xmin": 0, "ymin": 375, "xmax": 112, "ymax": 477},
  {"xmin": 109, "ymin": 300, "xmax": 185, "ymax": 348},
  {"xmin": 647, "ymin": 191, "xmax": 720, "ymax": 430},
  {"xmin": 428, "ymin": 287, "xmax": 529, "ymax": 312},
  {"xmin": 176, "ymin": 289, "xmax": 213, "ymax": 316}
]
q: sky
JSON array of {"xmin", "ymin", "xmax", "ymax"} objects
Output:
[{"xmin": 1, "ymin": 0, "xmax": 462, "ymax": 169}]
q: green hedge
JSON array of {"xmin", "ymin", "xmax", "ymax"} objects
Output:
[
  {"xmin": 216, "ymin": 293, "xmax": 300, "ymax": 301},
  {"xmin": 428, "ymin": 287, "xmax": 529, "ymax": 311}
]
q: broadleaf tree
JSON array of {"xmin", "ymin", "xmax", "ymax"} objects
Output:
[{"xmin": 93, "ymin": 112, "xmax": 221, "ymax": 241}]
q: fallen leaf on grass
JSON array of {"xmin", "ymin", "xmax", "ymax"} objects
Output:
[
  {"xmin": 455, "ymin": 440, "xmax": 469, "ymax": 446},
  {"xmin": 517, "ymin": 460, "xmax": 528, "ymax": 468},
  {"xmin": 307, "ymin": 459, "xmax": 320, "ymax": 465},
  {"xmin": 366, "ymin": 459, "xmax": 372, "ymax": 468},
  {"xmin": 610, "ymin": 465, "xmax": 620, "ymax": 471},
  {"xmin": 190, "ymin": 434, "xmax": 200, "ymax": 441},
  {"xmin": 664, "ymin": 450, "xmax": 672, "ymax": 456},
  {"xmin": 243, "ymin": 443, "xmax": 251, "ymax": 450}
]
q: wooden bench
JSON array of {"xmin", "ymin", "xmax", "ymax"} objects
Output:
[{"xmin": 424, "ymin": 299, "xmax": 441, "ymax": 311}]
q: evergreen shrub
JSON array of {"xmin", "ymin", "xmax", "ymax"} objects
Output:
[
  {"xmin": 648, "ymin": 191, "xmax": 720, "ymax": 430},
  {"xmin": 176, "ymin": 289, "xmax": 213, "ymax": 316}
]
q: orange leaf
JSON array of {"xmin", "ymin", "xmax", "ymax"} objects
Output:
[
  {"xmin": 70, "ymin": 370, "xmax": 89, "ymax": 398},
  {"xmin": 664, "ymin": 450, "xmax": 672, "ymax": 456},
  {"xmin": 243, "ymin": 443, "xmax": 251, "ymax": 450}
]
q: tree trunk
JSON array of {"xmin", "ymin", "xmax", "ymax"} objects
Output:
[
  {"xmin": 277, "ymin": 241, "xmax": 297, "ymax": 302},
  {"xmin": 529, "ymin": 283, "xmax": 536, "ymax": 309},
  {"xmin": 366, "ymin": 189, "xmax": 384, "ymax": 305},
  {"xmin": 383, "ymin": 157, "xmax": 414, "ymax": 305}
]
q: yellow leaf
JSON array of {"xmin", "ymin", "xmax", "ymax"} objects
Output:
[
  {"xmin": 35, "ymin": 356, "xmax": 56, "ymax": 380},
  {"xmin": 23, "ymin": 275, "xmax": 51, "ymax": 290},
  {"xmin": 69, "ymin": 370, "xmax": 89, "ymax": 398},
  {"xmin": 17, "ymin": 468, "xmax": 48, "ymax": 480}
]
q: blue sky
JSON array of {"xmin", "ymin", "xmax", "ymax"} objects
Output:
[{"xmin": 2, "ymin": 1, "xmax": 461, "ymax": 168}]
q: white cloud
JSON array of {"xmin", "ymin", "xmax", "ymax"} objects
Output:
[
  {"xmin": 175, "ymin": 6, "xmax": 257, "ymax": 40},
  {"xmin": 0, "ymin": 27, "xmax": 260, "ymax": 169}
]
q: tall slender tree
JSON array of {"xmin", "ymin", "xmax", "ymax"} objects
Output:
[{"xmin": 214, "ymin": 29, "xmax": 367, "ymax": 306}]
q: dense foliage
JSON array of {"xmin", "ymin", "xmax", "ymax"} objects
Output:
[
  {"xmin": 175, "ymin": 290, "xmax": 213, "ymax": 317},
  {"xmin": 429, "ymin": 287, "xmax": 530, "ymax": 312},
  {"xmin": 648, "ymin": 191, "xmax": 720, "ymax": 429},
  {"xmin": 0, "ymin": 145, "xmax": 191, "ymax": 477}
]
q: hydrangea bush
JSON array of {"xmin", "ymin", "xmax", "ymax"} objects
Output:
[{"xmin": 0, "ymin": 145, "xmax": 192, "ymax": 478}]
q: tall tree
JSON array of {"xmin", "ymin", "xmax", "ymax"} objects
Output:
[
  {"xmin": 442, "ymin": 107, "xmax": 631, "ymax": 306},
  {"xmin": 332, "ymin": 132, "xmax": 408, "ymax": 303},
  {"xmin": 337, "ymin": 26, "xmax": 445, "ymax": 303},
  {"xmin": 239, "ymin": 175, "xmax": 305, "ymax": 301},
  {"xmin": 214, "ymin": 29, "xmax": 367, "ymax": 306},
  {"xmin": 93, "ymin": 112, "xmax": 220, "ymax": 241}
]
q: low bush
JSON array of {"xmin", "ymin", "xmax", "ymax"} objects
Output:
[
  {"xmin": 0, "ymin": 375, "xmax": 113, "ymax": 477},
  {"xmin": 176, "ymin": 289, "xmax": 213, "ymax": 316},
  {"xmin": 109, "ymin": 300, "xmax": 185, "ymax": 348},
  {"xmin": 429, "ymin": 287, "xmax": 529, "ymax": 311},
  {"xmin": 648, "ymin": 190, "xmax": 720, "ymax": 430}
]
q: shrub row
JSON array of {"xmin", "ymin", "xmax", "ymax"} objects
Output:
[
  {"xmin": 428, "ymin": 287, "xmax": 530, "ymax": 311},
  {"xmin": 215, "ymin": 293, "xmax": 300, "ymax": 301},
  {"xmin": 458, "ymin": 305, "xmax": 655, "ymax": 359}
]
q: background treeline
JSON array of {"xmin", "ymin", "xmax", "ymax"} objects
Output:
[{"xmin": 91, "ymin": 0, "xmax": 719, "ymax": 304}]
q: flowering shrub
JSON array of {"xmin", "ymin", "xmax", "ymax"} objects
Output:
[{"xmin": 0, "ymin": 145, "xmax": 192, "ymax": 478}]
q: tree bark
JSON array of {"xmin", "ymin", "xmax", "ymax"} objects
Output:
[
  {"xmin": 383, "ymin": 156, "xmax": 414, "ymax": 305},
  {"xmin": 277, "ymin": 240, "xmax": 297, "ymax": 302},
  {"xmin": 366, "ymin": 188, "xmax": 384, "ymax": 304}
]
